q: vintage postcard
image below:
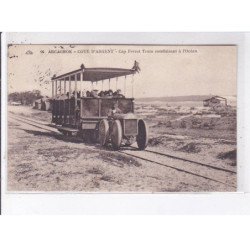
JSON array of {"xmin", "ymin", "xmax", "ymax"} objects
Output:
[{"xmin": 7, "ymin": 44, "xmax": 237, "ymax": 192}]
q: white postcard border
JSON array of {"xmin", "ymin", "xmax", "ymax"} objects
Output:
[{"xmin": 1, "ymin": 32, "xmax": 249, "ymax": 214}]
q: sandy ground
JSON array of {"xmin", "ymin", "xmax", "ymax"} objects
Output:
[{"xmin": 7, "ymin": 105, "xmax": 237, "ymax": 192}]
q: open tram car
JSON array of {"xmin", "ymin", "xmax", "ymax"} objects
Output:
[{"xmin": 51, "ymin": 62, "xmax": 148, "ymax": 150}]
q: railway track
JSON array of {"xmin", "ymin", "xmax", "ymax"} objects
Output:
[
  {"xmin": 119, "ymin": 150, "xmax": 236, "ymax": 188},
  {"xmin": 9, "ymin": 113, "xmax": 237, "ymax": 189},
  {"xmin": 9, "ymin": 113, "xmax": 59, "ymax": 134},
  {"xmin": 131, "ymin": 146, "xmax": 236, "ymax": 174}
]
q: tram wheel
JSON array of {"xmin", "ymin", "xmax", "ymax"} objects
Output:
[
  {"xmin": 136, "ymin": 119, "xmax": 148, "ymax": 150},
  {"xmin": 99, "ymin": 119, "xmax": 109, "ymax": 146},
  {"xmin": 111, "ymin": 120, "xmax": 122, "ymax": 150}
]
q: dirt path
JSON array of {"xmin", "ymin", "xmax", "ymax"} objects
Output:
[{"xmin": 7, "ymin": 107, "xmax": 236, "ymax": 192}]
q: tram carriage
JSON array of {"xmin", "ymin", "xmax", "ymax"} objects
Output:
[{"xmin": 51, "ymin": 62, "xmax": 148, "ymax": 150}]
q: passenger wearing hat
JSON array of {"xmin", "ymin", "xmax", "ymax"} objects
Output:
[
  {"xmin": 90, "ymin": 89, "xmax": 99, "ymax": 98},
  {"xmin": 113, "ymin": 89, "xmax": 125, "ymax": 98}
]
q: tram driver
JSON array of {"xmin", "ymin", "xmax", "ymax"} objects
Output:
[{"xmin": 108, "ymin": 103, "xmax": 122, "ymax": 117}]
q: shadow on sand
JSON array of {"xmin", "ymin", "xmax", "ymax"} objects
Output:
[{"xmin": 19, "ymin": 127, "xmax": 139, "ymax": 152}]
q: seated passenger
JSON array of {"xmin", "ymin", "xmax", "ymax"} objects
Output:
[
  {"xmin": 113, "ymin": 89, "xmax": 125, "ymax": 98},
  {"xmin": 102, "ymin": 89, "xmax": 113, "ymax": 98},
  {"xmin": 103, "ymin": 90, "xmax": 109, "ymax": 96},
  {"xmin": 90, "ymin": 89, "xmax": 99, "ymax": 98},
  {"xmin": 108, "ymin": 89, "xmax": 113, "ymax": 96},
  {"xmin": 106, "ymin": 89, "xmax": 113, "ymax": 97},
  {"xmin": 59, "ymin": 94, "xmax": 67, "ymax": 100},
  {"xmin": 98, "ymin": 91, "xmax": 105, "ymax": 97},
  {"xmin": 81, "ymin": 90, "xmax": 86, "ymax": 97},
  {"xmin": 86, "ymin": 91, "xmax": 91, "ymax": 97}
]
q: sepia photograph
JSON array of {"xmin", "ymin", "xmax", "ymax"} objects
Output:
[
  {"xmin": 7, "ymin": 44, "xmax": 237, "ymax": 192},
  {"xmin": 1, "ymin": 1, "xmax": 250, "ymax": 248}
]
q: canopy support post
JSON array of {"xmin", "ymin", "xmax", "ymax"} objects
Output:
[
  {"xmin": 55, "ymin": 80, "xmax": 57, "ymax": 98},
  {"xmin": 75, "ymin": 74, "xmax": 77, "ymax": 103},
  {"xmin": 74, "ymin": 74, "xmax": 78, "ymax": 126},
  {"xmin": 116, "ymin": 77, "xmax": 118, "ymax": 90},
  {"xmin": 69, "ymin": 76, "xmax": 71, "ymax": 98},
  {"xmin": 59, "ymin": 80, "xmax": 62, "ymax": 95},
  {"xmin": 68, "ymin": 76, "xmax": 71, "ymax": 124},
  {"xmin": 59, "ymin": 80, "xmax": 61, "ymax": 121},
  {"xmin": 80, "ymin": 72, "xmax": 83, "ymax": 97},
  {"xmin": 52, "ymin": 80, "xmax": 54, "ymax": 99},
  {"xmin": 109, "ymin": 79, "xmax": 110, "ymax": 90},
  {"xmin": 131, "ymin": 74, "xmax": 134, "ymax": 98},
  {"xmin": 63, "ymin": 78, "xmax": 66, "ymax": 124},
  {"xmin": 124, "ymin": 76, "xmax": 126, "ymax": 96}
]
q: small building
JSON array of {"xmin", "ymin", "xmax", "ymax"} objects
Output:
[
  {"xmin": 41, "ymin": 97, "xmax": 51, "ymax": 111},
  {"xmin": 34, "ymin": 97, "xmax": 51, "ymax": 110},
  {"xmin": 34, "ymin": 99, "xmax": 42, "ymax": 109},
  {"xmin": 203, "ymin": 96, "xmax": 227, "ymax": 107}
]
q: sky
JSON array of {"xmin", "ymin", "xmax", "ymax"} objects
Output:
[{"xmin": 8, "ymin": 44, "xmax": 237, "ymax": 98}]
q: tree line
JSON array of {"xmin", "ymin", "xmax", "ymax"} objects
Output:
[{"xmin": 8, "ymin": 90, "xmax": 43, "ymax": 105}]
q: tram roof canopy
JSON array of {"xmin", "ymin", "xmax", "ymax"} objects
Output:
[{"xmin": 52, "ymin": 65, "xmax": 137, "ymax": 82}]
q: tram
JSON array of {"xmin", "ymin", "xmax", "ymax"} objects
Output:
[{"xmin": 51, "ymin": 61, "xmax": 148, "ymax": 150}]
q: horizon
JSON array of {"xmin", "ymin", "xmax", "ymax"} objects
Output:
[{"xmin": 8, "ymin": 90, "xmax": 237, "ymax": 100}]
